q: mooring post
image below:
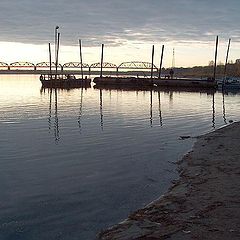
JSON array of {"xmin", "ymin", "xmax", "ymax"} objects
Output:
[
  {"xmin": 151, "ymin": 45, "xmax": 154, "ymax": 83},
  {"xmin": 224, "ymin": 38, "xmax": 231, "ymax": 84},
  {"xmin": 48, "ymin": 43, "xmax": 52, "ymax": 80},
  {"xmin": 116, "ymin": 67, "xmax": 119, "ymax": 77},
  {"xmin": 213, "ymin": 36, "xmax": 219, "ymax": 81},
  {"xmin": 158, "ymin": 45, "xmax": 164, "ymax": 79},
  {"xmin": 89, "ymin": 67, "xmax": 91, "ymax": 77},
  {"xmin": 55, "ymin": 32, "xmax": 60, "ymax": 80},
  {"xmin": 79, "ymin": 39, "xmax": 84, "ymax": 79},
  {"xmin": 55, "ymin": 26, "xmax": 59, "ymax": 62},
  {"xmin": 100, "ymin": 44, "xmax": 104, "ymax": 78}
]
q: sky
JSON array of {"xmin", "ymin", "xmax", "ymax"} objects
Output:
[{"xmin": 0, "ymin": 0, "xmax": 240, "ymax": 67}]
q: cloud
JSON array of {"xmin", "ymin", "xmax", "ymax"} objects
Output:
[{"xmin": 0, "ymin": 0, "xmax": 239, "ymax": 46}]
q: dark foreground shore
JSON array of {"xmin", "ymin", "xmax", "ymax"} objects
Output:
[{"xmin": 99, "ymin": 123, "xmax": 240, "ymax": 240}]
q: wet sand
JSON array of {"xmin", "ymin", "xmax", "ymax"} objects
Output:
[{"xmin": 99, "ymin": 123, "xmax": 240, "ymax": 239}]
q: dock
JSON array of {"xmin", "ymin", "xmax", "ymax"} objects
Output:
[
  {"xmin": 40, "ymin": 74, "xmax": 91, "ymax": 88},
  {"xmin": 93, "ymin": 76, "xmax": 217, "ymax": 89}
]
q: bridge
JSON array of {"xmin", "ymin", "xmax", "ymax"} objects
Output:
[{"xmin": 0, "ymin": 61, "xmax": 159, "ymax": 77}]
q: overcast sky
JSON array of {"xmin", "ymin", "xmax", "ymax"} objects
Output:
[
  {"xmin": 1, "ymin": 0, "xmax": 240, "ymax": 45},
  {"xmin": 0, "ymin": 0, "xmax": 240, "ymax": 66}
]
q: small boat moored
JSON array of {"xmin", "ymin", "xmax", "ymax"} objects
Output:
[{"xmin": 218, "ymin": 78, "xmax": 240, "ymax": 90}]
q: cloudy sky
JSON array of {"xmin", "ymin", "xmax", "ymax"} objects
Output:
[{"xmin": 0, "ymin": 0, "xmax": 240, "ymax": 67}]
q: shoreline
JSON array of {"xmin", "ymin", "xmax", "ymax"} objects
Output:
[{"xmin": 98, "ymin": 123, "xmax": 240, "ymax": 239}]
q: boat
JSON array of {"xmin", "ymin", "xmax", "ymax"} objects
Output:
[
  {"xmin": 218, "ymin": 78, "xmax": 240, "ymax": 90},
  {"xmin": 40, "ymin": 74, "xmax": 91, "ymax": 88},
  {"xmin": 40, "ymin": 31, "xmax": 91, "ymax": 89}
]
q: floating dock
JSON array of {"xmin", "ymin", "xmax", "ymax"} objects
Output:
[
  {"xmin": 93, "ymin": 76, "xmax": 217, "ymax": 89},
  {"xmin": 40, "ymin": 74, "xmax": 91, "ymax": 88}
]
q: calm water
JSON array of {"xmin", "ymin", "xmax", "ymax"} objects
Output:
[{"xmin": 0, "ymin": 75, "xmax": 240, "ymax": 240}]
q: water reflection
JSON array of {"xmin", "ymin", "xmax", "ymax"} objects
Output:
[
  {"xmin": 169, "ymin": 91, "xmax": 173, "ymax": 105},
  {"xmin": 158, "ymin": 91, "xmax": 163, "ymax": 127},
  {"xmin": 40, "ymin": 84, "xmax": 234, "ymax": 141},
  {"xmin": 40, "ymin": 87, "xmax": 60, "ymax": 142},
  {"xmin": 150, "ymin": 90, "xmax": 153, "ymax": 127},
  {"xmin": 48, "ymin": 88, "xmax": 53, "ymax": 132},
  {"xmin": 99, "ymin": 89, "xmax": 104, "ymax": 130},
  {"xmin": 222, "ymin": 90, "xmax": 227, "ymax": 124},
  {"xmin": 78, "ymin": 87, "xmax": 84, "ymax": 133},
  {"xmin": 54, "ymin": 88, "xmax": 60, "ymax": 142},
  {"xmin": 212, "ymin": 92, "xmax": 215, "ymax": 129}
]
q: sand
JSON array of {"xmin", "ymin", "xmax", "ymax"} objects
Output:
[{"xmin": 98, "ymin": 122, "xmax": 240, "ymax": 239}]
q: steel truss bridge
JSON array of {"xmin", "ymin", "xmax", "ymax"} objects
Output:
[{"xmin": 0, "ymin": 61, "xmax": 158, "ymax": 74}]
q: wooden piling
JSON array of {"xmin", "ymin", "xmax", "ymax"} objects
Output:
[
  {"xmin": 55, "ymin": 26, "xmax": 59, "ymax": 62},
  {"xmin": 224, "ymin": 38, "xmax": 231, "ymax": 83},
  {"xmin": 100, "ymin": 44, "xmax": 104, "ymax": 78},
  {"xmin": 158, "ymin": 45, "xmax": 164, "ymax": 79},
  {"xmin": 89, "ymin": 67, "xmax": 91, "ymax": 77},
  {"xmin": 150, "ymin": 45, "xmax": 154, "ymax": 82},
  {"xmin": 213, "ymin": 36, "xmax": 219, "ymax": 80},
  {"xmin": 48, "ymin": 43, "xmax": 52, "ymax": 80},
  {"xmin": 55, "ymin": 32, "xmax": 60, "ymax": 79},
  {"xmin": 79, "ymin": 39, "xmax": 84, "ymax": 79}
]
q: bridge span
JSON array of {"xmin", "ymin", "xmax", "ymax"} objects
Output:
[{"xmin": 0, "ymin": 61, "xmax": 159, "ymax": 76}]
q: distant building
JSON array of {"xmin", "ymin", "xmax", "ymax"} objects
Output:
[{"xmin": 236, "ymin": 59, "xmax": 240, "ymax": 64}]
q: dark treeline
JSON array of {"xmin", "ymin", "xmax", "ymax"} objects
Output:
[{"xmin": 163, "ymin": 63, "xmax": 240, "ymax": 79}]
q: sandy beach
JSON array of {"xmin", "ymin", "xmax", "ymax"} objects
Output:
[{"xmin": 99, "ymin": 122, "xmax": 240, "ymax": 240}]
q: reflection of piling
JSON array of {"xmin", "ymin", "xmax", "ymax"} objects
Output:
[
  {"xmin": 158, "ymin": 91, "xmax": 163, "ymax": 126},
  {"xmin": 100, "ymin": 89, "xmax": 103, "ymax": 130},
  {"xmin": 100, "ymin": 44, "xmax": 104, "ymax": 78},
  {"xmin": 213, "ymin": 36, "xmax": 218, "ymax": 80},
  {"xmin": 158, "ymin": 45, "xmax": 164, "ymax": 79},
  {"xmin": 48, "ymin": 88, "xmax": 53, "ymax": 131},
  {"xmin": 150, "ymin": 45, "xmax": 154, "ymax": 83},
  {"xmin": 54, "ymin": 88, "xmax": 60, "ymax": 141},
  {"xmin": 79, "ymin": 39, "xmax": 84, "ymax": 79},
  {"xmin": 150, "ymin": 90, "xmax": 153, "ymax": 127},
  {"xmin": 222, "ymin": 90, "xmax": 227, "ymax": 124},
  {"xmin": 78, "ymin": 87, "xmax": 84, "ymax": 133},
  {"xmin": 224, "ymin": 38, "xmax": 231, "ymax": 84},
  {"xmin": 212, "ymin": 92, "xmax": 215, "ymax": 128}
]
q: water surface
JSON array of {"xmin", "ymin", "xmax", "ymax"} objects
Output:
[{"xmin": 0, "ymin": 75, "xmax": 240, "ymax": 239}]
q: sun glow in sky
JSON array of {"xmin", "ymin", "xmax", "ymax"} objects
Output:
[
  {"xmin": 1, "ymin": 40, "xmax": 239, "ymax": 68},
  {"xmin": 0, "ymin": 0, "xmax": 240, "ymax": 67}
]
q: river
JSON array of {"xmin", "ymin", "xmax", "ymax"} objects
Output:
[{"xmin": 0, "ymin": 75, "xmax": 239, "ymax": 239}]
